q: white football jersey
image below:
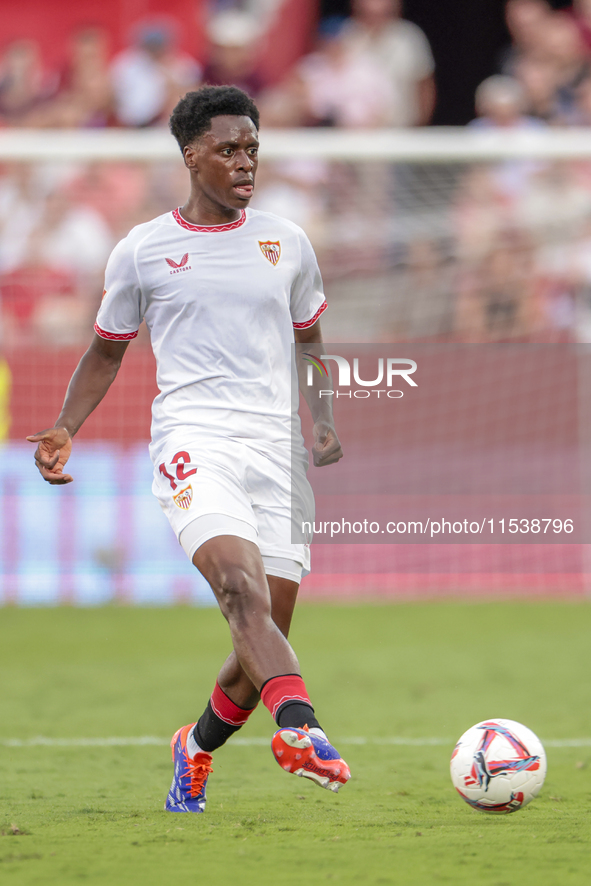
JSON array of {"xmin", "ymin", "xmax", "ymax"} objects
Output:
[{"xmin": 95, "ymin": 207, "xmax": 326, "ymax": 462}]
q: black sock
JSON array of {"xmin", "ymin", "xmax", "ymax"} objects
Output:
[
  {"xmin": 193, "ymin": 701, "xmax": 244, "ymax": 753},
  {"xmin": 276, "ymin": 700, "xmax": 322, "ymax": 731}
]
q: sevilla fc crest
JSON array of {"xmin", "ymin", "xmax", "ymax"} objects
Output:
[
  {"xmin": 173, "ymin": 484, "xmax": 193, "ymax": 510},
  {"xmin": 259, "ymin": 240, "xmax": 281, "ymax": 265}
]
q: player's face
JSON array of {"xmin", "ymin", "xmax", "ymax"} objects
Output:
[{"xmin": 186, "ymin": 115, "xmax": 259, "ymax": 215}]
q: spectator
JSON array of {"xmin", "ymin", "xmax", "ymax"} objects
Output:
[
  {"xmin": 514, "ymin": 54, "xmax": 560, "ymax": 120},
  {"xmin": 55, "ymin": 27, "xmax": 113, "ymax": 127},
  {"xmin": 384, "ymin": 239, "xmax": 455, "ymax": 339},
  {"xmin": 502, "ymin": 5, "xmax": 590, "ymax": 123},
  {"xmin": 500, "ymin": 0, "xmax": 552, "ymax": 76},
  {"xmin": 341, "ymin": 0, "xmax": 436, "ymax": 126},
  {"xmin": 67, "ymin": 163, "xmax": 152, "ymax": 239},
  {"xmin": 0, "ymin": 40, "xmax": 57, "ymax": 125},
  {"xmin": 0, "ymin": 186, "xmax": 112, "ymax": 279},
  {"xmin": 536, "ymin": 12, "xmax": 589, "ymax": 122},
  {"xmin": 515, "ymin": 162, "xmax": 591, "ymax": 243},
  {"xmin": 470, "ymin": 75, "xmax": 543, "ymax": 128},
  {"xmin": 203, "ymin": 11, "xmax": 264, "ymax": 95},
  {"xmin": 456, "ymin": 230, "xmax": 542, "ymax": 341},
  {"xmin": 0, "ymin": 163, "xmax": 39, "ymax": 243},
  {"xmin": 31, "ymin": 27, "xmax": 114, "ymax": 129},
  {"xmin": 257, "ymin": 67, "xmax": 311, "ymax": 126},
  {"xmin": 295, "ymin": 16, "xmax": 394, "ymax": 127},
  {"xmin": 469, "ymin": 76, "xmax": 546, "ymax": 198},
  {"xmin": 0, "ymin": 185, "xmax": 113, "ymax": 345},
  {"xmin": 453, "ymin": 166, "xmax": 513, "ymax": 263},
  {"xmin": 111, "ymin": 18, "xmax": 201, "ymax": 127}
]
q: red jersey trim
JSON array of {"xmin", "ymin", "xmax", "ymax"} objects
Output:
[
  {"xmin": 293, "ymin": 300, "xmax": 327, "ymax": 330},
  {"xmin": 94, "ymin": 323, "xmax": 138, "ymax": 341},
  {"xmin": 172, "ymin": 208, "xmax": 246, "ymax": 233}
]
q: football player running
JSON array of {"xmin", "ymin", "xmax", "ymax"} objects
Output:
[{"xmin": 28, "ymin": 86, "xmax": 350, "ymax": 812}]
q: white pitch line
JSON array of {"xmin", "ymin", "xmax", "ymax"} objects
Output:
[{"xmin": 0, "ymin": 736, "xmax": 590, "ymax": 749}]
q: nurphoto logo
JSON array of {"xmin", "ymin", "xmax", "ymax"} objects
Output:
[{"xmin": 303, "ymin": 354, "xmax": 417, "ymax": 399}]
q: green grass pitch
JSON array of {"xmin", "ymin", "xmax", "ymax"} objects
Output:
[{"xmin": 1, "ymin": 601, "xmax": 591, "ymax": 886}]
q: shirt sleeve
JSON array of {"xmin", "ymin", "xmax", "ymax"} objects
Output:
[
  {"xmin": 290, "ymin": 229, "xmax": 327, "ymax": 330},
  {"xmin": 94, "ymin": 235, "xmax": 143, "ymax": 341}
]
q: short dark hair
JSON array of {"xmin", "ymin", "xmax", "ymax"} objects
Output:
[{"xmin": 169, "ymin": 86, "xmax": 260, "ymax": 151}]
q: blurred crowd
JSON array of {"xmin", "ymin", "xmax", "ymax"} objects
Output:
[
  {"xmin": 3, "ymin": 0, "xmax": 591, "ymax": 349},
  {"xmin": 0, "ymin": 1, "xmax": 434, "ymax": 130}
]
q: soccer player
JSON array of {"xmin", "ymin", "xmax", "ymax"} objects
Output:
[{"xmin": 27, "ymin": 86, "xmax": 351, "ymax": 812}]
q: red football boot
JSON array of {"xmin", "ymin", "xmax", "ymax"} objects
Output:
[{"xmin": 271, "ymin": 726, "xmax": 351, "ymax": 793}]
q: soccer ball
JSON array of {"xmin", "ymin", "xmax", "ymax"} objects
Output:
[{"xmin": 450, "ymin": 719, "xmax": 546, "ymax": 814}]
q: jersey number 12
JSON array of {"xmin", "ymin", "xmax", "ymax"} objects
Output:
[{"xmin": 159, "ymin": 451, "xmax": 197, "ymax": 490}]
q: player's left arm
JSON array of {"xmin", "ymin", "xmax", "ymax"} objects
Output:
[{"xmin": 295, "ymin": 321, "xmax": 343, "ymax": 467}]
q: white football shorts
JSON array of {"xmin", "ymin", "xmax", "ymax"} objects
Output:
[{"xmin": 152, "ymin": 437, "xmax": 313, "ymax": 578}]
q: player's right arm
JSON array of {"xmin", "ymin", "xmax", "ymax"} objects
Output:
[
  {"xmin": 28, "ymin": 230, "xmax": 143, "ymax": 484},
  {"xmin": 27, "ymin": 335, "xmax": 130, "ymax": 484}
]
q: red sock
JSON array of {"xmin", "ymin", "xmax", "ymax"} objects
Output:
[
  {"xmin": 260, "ymin": 674, "xmax": 312, "ymax": 721},
  {"xmin": 210, "ymin": 681, "xmax": 256, "ymax": 727}
]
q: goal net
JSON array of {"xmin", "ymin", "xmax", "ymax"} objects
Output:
[{"xmin": 1, "ymin": 127, "xmax": 590, "ymax": 603}]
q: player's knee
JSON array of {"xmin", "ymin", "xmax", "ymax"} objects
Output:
[{"xmin": 214, "ymin": 566, "xmax": 270, "ymax": 626}]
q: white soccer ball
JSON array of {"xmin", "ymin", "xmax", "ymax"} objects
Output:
[{"xmin": 450, "ymin": 718, "xmax": 547, "ymax": 814}]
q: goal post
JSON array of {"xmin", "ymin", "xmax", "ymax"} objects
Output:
[{"xmin": 3, "ymin": 126, "xmax": 591, "ymax": 162}]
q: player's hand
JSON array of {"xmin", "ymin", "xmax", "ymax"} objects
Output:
[
  {"xmin": 26, "ymin": 427, "xmax": 73, "ymax": 484},
  {"xmin": 312, "ymin": 420, "xmax": 343, "ymax": 467}
]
